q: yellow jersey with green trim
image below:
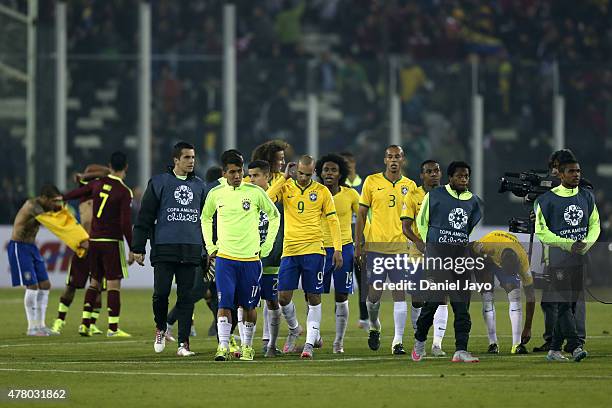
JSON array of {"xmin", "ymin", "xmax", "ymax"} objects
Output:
[
  {"xmin": 477, "ymin": 230, "xmax": 532, "ymax": 286},
  {"xmin": 400, "ymin": 186, "xmax": 426, "ymax": 256},
  {"xmin": 359, "ymin": 173, "xmax": 417, "ymax": 252},
  {"xmin": 322, "ymin": 186, "xmax": 359, "ymax": 247},
  {"xmin": 268, "ymin": 177, "xmax": 341, "ymax": 256}
]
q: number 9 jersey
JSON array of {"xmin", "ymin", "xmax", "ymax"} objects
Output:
[
  {"xmin": 359, "ymin": 173, "xmax": 416, "ymax": 250},
  {"xmin": 267, "ymin": 177, "xmax": 341, "ymax": 257}
]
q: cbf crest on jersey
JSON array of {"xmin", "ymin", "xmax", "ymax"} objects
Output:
[
  {"xmin": 174, "ymin": 185, "xmax": 193, "ymax": 206},
  {"xmin": 309, "ymin": 191, "xmax": 318, "ymax": 202},
  {"xmin": 448, "ymin": 207, "xmax": 468, "ymax": 229},
  {"xmin": 401, "ymin": 186, "xmax": 409, "ymax": 195},
  {"xmin": 242, "ymin": 198, "xmax": 251, "ymax": 211}
]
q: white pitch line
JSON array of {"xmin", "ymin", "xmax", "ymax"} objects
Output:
[
  {"xmin": 1, "ymin": 368, "xmax": 611, "ymax": 380},
  {"xmin": 2, "ymin": 354, "xmax": 611, "ymax": 366},
  {"xmin": 0, "ymin": 340, "xmax": 142, "ymax": 348}
]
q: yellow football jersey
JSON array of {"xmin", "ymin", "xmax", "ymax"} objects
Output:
[
  {"xmin": 477, "ymin": 230, "xmax": 532, "ymax": 286},
  {"xmin": 360, "ymin": 173, "xmax": 417, "ymax": 252},
  {"xmin": 322, "ymin": 186, "xmax": 359, "ymax": 247},
  {"xmin": 400, "ymin": 186, "xmax": 426, "ymax": 256},
  {"xmin": 268, "ymin": 177, "xmax": 341, "ymax": 256}
]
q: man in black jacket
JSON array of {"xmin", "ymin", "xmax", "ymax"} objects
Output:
[{"xmin": 131, "ymin": 142, "xmax": 207, "ymax": 357}]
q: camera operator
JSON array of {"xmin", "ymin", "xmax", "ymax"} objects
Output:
[
  {"xmin": 533, "ymin": 158, "xmax": 600, "ymax": 362},
  {"xmin": 534, "ymin": 149, "xmax": 590, "ymax": 352}
]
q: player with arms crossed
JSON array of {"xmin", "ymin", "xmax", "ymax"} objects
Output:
[
  {"xmin": 401, "ymin": 160, "xmax": 449, "ymax": 357},
  {"xmin": 8, "ymin": 184, "xmax": 83, "ymax": 335},
  {"xmin": 203, "ymin": 152, "xmax": 280, "ymax": 361},
  {"xmin": 315, "ymin": 154, "xmax": 359, "ymax": 353},
  {"xmin": 267, "ymin": 155, "xmax": 343, "ymax": 359},
  {"xmin": 355, "ymin": 145, "xmax": 417, "ymax": 354},
  {"xmin": 472, "ymin": 230, "xmax": 536, "ymax": 355},
  {"xmin": 52, "ymin": 164, "xmax": 109, "ymax": 335},
  {"xmin": 63, "ymin": 152, "xmax": 134, "ymax": 337}
]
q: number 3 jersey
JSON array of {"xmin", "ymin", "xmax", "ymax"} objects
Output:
[
  {"xmin": 63, "ymin": 175, "xmax": 133, "ymax": 246},
  {"xmin": 359, "ymin": 173, "xmax": 416, "ymax": 251}
]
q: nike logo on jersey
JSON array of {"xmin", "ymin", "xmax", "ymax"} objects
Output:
[
  {"xmin": 287, "ymin": 195, "xmax": 295, "ymax": 198},
  {"xmin": 377, "ymin": 188, "xmax": 384, "ymax": 190}
]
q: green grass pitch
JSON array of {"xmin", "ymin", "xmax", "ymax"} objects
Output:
[{"xmin": 1, "ymin": 288, "xmax": 611, "ymax": 407}]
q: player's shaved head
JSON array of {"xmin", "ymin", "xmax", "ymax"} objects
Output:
[{"xmin": 298, "ymin": 155, "xmax": 315, "ymax": 166}]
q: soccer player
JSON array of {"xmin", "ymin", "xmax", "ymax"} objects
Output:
[
  {"xmin": 251, "ymin": 139, "xmax": 291, "ymax": 185},
  {"xmin": 472, "ymin": 230, "xmax": 536, "ymax": 354},
  {"xmin": 63, "ymin": 152, "xmax": 134, "ymax": 338},
  {"xmin": 401, "ymin": 160, "xmax": 448, "ymax": 357},
  {"xmin": 52, "ymin": 164, "xmax": 109, "ymax": 335},
  {"xmin": 248, "ymin": 160, "xmax": 285, "ymax": 357},
  {"xmin": 354, "ymin": 145, "xmax": 417, "ymax": 355},
  {"xmin": 411, "ymin": 161, "xmax": 482, "ymax": 363},
  {"xmin": 8, "ymin": 184, "xmax": 78, "ymax": 335},
  {"xmin": 340, "ymin": 151, "xmax": 368, "ymax": 330},
  {"xmin": 315, "ymin": 154, "xmax": 359, "ymax": 353},
  {"xmin": 202, "ymin": 152, "xmax": 280, "ymax": 361},
  {"xmin": 267, "ymin": 155, "xmax": 343, "ymax": 359}
]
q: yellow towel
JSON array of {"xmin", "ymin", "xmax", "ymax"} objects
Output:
[{"xmin": 35, "ymin": 207, "xmax": 89, "ymax": 258}]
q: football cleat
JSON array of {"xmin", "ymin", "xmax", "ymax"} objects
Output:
[
  {"xmin": 546, "ymin": 351, "xmax": 568, "ymax": 362},
  {"xmin": 78, "ymin": 324, "xmax": 92, "ymax": 337},
  {"xmin": 177, "ymin": 342, "xmax": 195, "ymax": 357},
  {"xmin": 572, "ymin": 347, "xmax": 588, "ymax": 362},
  {"xmin": 214, "ymin": 345, "xmax": 230, "ymax": 361},
  {"xmin": 357, "ymin": 319, "xmax": 369, "ymax": 331},
  {"xmin": 511, "ymin": 344, "xmax": 528, "ymax": 354},
  {"xmin": 154, "ymin": 328, "xmax": 166, "ymax": 353},
  {"xmin": 487, "ymin": 343, "xmax": 499, "ymax": 354},
  {"xmin": 368, "ymin": 329, "xmax": 381, "ymax": 351},
  {"xmin": 533, "ymin": 341, "xmax": 551, "ymax": 353},
  {"xmin": 51, "ymin": 319, "xmax": 65, "ymax": 334},
  {"xmin": 240, "ymin": 345, "xmax": 255, "ymax": 361},
  {"xmin": 314, "ymin": 335, "xmax": 323, "ymax": 349},
  {"xmin": 301, "ymin": 343, "xmax": 314, "ymax": 359},
  {"xmin": 411, "ymin": 340, "xmax": 426, "ymax": 362},
  {"xmin": 283, "ymin": 327, "xmax": 301, "ymax": 353},
  {"xmin": 229, "ymin": 335, "xmax": 241, "ymax": 358},
  {"xmin": 392, "ymin": 343, "xmax": 407, "ymax": 355},
  {"xmin": 332, "ymin": 342, "xmax": 344, "ymax": 354},
  {"xmin": 261, "ymin": 339, "xmax": 269, "ymax": 354},
  {"xmin": 27, "ymin": 328, "xmax": 48, "ymax": 337},
  {"xmin": 39, "ymin": 327, "xmax": 59, "ymax": 336},
  {"xmin": 164, "ymin": 326, "xmax": 176, "ymax": 342},
  {"xmin": 264, "ymin": 346, "xmax": 283, "ymax": 358},
  {"xmin": 89, "ymin": 324, "xmax": 103, "ymax": 335},
  {"xmin": 107, "ymin": 329, "xmax": 131, "ymax": 338},
  {"xmin": 431, "ymin": 345, "xmax": 446, "ymax": 357},
  {"xmin": 452, "ymin": 350, "xmax": 479, "ymax": 363}
]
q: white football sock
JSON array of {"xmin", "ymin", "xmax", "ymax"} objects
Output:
[
  {"xmin": 36, "ymin": 289, "xmax": 49, "ymax": 329},
  {"xmin": 393, "ymin": 301, "xmax": 407, "ymax": 345},
  {"xmin": 24, "ymin": 289, "xmax": 38, "ymax": 330},
  {"xmin": 262, "ymin": 302, "xmax": 270, "ymax": 341},
  {"xmin": 217, "ymin": 316, "xmax": 231, "ymax": 348},
  {"xmin": 281, "ymin": 301, "xmax": 299, "ymax": 331},
  {"xmin": 237, "ymin": 307, "xmax": 245, "ymax": 345},
  {"xmin": 268, "ymin": 307, "xmax": 281, "ymax": 349},
  {"xmin": 335, "ymin": 300, "xmax": 349, "ymax": 344},
  {"xmin": 366, "ymin": 299, "xmax": 381, "ymax": 331},
  {"xmin": 432, "ymin": 304, "xmax": 448, "ymax": 348},
  {"xmin": 243, "ymin": 321, "xmax": 255, "ymax": 347},
  {"xmin": 508, "ymin": 289, "xmax": 523, "ymax": 345},
  {"xmin": 305, "ymin": 303, "xmax": 322, "ymax": 346},
  {"xmin": 482, "ymin": 292, "xmax": 497, "ymax": 344},
  {"xmin": 410, "ymin": 304, "xmax": 421, "ymax": 331}
]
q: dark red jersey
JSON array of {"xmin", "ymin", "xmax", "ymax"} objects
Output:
[{"xmin": 64, "ymin": 175, "xmax": 133, "ymax": 246}]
